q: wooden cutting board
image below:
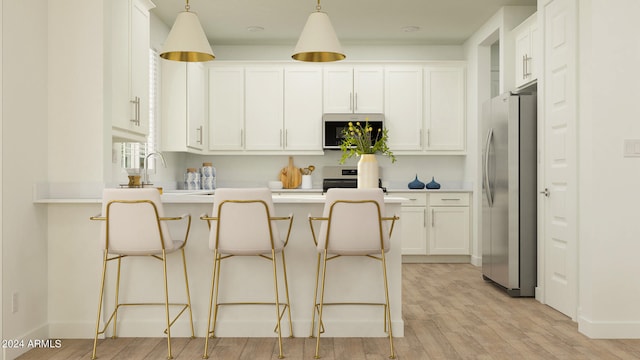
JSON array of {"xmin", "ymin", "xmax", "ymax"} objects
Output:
[{"xmin": 279, "ymin": 156, "xmax": 302, "ymax": 189}]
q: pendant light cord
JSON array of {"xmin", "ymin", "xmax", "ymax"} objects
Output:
[
  {"xmin": 185, "ymin": 0, "xmax": 190, "ymax": 12},
  {"xmin": 316, "ymin": 0, "xmax": 321, "ymax": 11}
]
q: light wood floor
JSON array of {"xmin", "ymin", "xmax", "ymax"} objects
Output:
[{"xmin": 17, "ymin": 263, "xmax": 640, "ymax": 359}]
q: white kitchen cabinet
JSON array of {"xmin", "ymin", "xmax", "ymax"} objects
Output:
[
  {"xmin": 384, "ymin": 66, "xmax": 423, "ymax": 151},
  {"xmin": 323, "ymin": 66, "xmax": 384, "ymax": 113},
  {"xmin": 284, "ymin": 67, "xmax": 323, "ymax": 151},
  {"xmin": 428, "ymin": 193, "xmax": 470, "ymax": 255},
  {"xmin": 396, "ymin": 192, "xmax": 428, "ymax": 255},
  {"xmin": 513, "ymin": 13, "xmax": 539, "ymax": 88},
  {"xmin": 208, "ymin": 67, "xmax": 245, "ymax": 151},
  {"xmin": 110, "ymin": 0, "xmax": 154, "ymax": 142},
  {"xmin": 161, "ymin": 61, "xmax": 206, "ymax": 152},
  {"xmin": 423, "ymin": 64, "xmax": 466, "ymax": 153},
  {"xmin": 244, "ymin": 67, "xmax": 284, "ymax": 150}
]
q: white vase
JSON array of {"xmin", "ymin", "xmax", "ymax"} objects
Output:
[{"xmin": 357, "ymin": 154, "xmax": 379, "ymax": 188}]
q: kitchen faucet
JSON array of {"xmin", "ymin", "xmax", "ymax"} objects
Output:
[{"xmin": 143, "ymin": 152, "xmax": 167, "ymax": 185}]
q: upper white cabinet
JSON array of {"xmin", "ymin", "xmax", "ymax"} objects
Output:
[
  {"xmin": 208, "ymin": 67, "xmax": 245, "ymax": 151},
  {"xmin": 384, "ymin": 66, "xmax": 423, "ymax": 151},
  {"xmin": 423, "ymin": 64, "xmax": 466, "ymax": 152},
  {"xmin": 161, "ymin": 61, "xmax": 206, "ymax": 152},
  {"xmin": 244, "ymin": 67, "xmax": 284, "ymax": 150},
  {"xmin": 513, "ymin": 13, "xmax": 539, "ymax": 88},
  {"xmin": 284, "ymin": 67, "xmax": 323, "ymax": 151},
  {"xmin": 110, "ymin": 0, "xmax": 154, "ymax": 142},
  {"xmin": 323, "ymin": 66, "xmax": 384, "ymax": 113}
]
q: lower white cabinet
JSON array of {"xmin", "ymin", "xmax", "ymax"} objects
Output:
[
  {"xmin": 396, "ymin": 192, "xmax": 427, "ymax": 254},
  {"xmin": 397, "ymin": 191, "xmax": 471, "ymax": 256}
]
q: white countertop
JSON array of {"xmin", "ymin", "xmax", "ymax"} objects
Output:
[{"xmin": 32, "ymin": 183, "xmax": 470, "ymax": 204}]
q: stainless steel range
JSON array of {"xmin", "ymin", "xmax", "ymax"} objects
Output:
[{"xmin": 322, "ymin": 166, "xmax": 384, "ymax": 192}]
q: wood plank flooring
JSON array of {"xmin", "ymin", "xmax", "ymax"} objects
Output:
[{"xmin": 17, "ymin": 264, "xmax": 640, "ymax": 359}]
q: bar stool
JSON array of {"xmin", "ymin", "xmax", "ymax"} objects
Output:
[
  {"xmin": 90, "ymin": 188, "xmax": 194, "ymax": 360},
  {"xmin": 308, "ymin": 188, "xmax": 398, "ymax": 359},
  {"xmin": 200, "ymin": 188, "xmax": 293, "ymax": 359}
]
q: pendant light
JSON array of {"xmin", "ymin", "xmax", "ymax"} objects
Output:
[
  {"xmin": 160, "ymin": 0, "xmax": 214, "ymax": 62},
  {"xmin": 292, "ymin": 0, "xmax": 345, "ymax": 62}
]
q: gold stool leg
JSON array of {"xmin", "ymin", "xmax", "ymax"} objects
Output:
[
  {"xmin": 181, "ymin": 249, "xmax": 195, "ymax": 338},
  {"xmin": 314, "ymin": 250, "xmax": 328, "ymax": 359},
  {"xmin": 280, "ymin": 250, "xmax": 294, "ymax": 338},
  {"xmin": 203, "ymin": 251, "xmax": 220, "ymax": 359},
  {"xmin": 380, "ymin": 251, "xmax": 395, "ymax": 359},
  {"xmin": 112, "ymin": 256, "xmax": 122, "ymax": 339},
  {"xmin": 161, "ymin": 250, "xmax": 173, "ymax": 360},
  {"xmin": 309, "ymin": 252, "xmax": 322, "ymax": 338},
  {"xmin": 92, "ymin": 251, "xmax": 108, "ymax": 360},
  {"xmin": 271, "ymin": 250, "xmax": 284, "ymax": 359}
]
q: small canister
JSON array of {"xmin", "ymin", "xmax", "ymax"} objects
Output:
[
  {"xmin": 201, "ymin": 162, "xmax": 216, "ymax": 190},
  {"xmin": 184, "ymin": 168, "xmax": 200, "ymax": 190}
]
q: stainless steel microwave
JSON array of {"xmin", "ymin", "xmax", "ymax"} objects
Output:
[{"xmin": 322, "ymin": 113, "xmax": 385, "ymax": 149}]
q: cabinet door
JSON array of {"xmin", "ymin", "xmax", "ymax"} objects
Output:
[
  {"xmin": 385, "ymin": 66, "xmax": 423, "ymax": 151},
  {"xmin": 529, "ymin": 20, "xmax": 539, "ymax": 82},
  {"xmin": 515, "ymin": 27, "xmax": 532, "ymax": 88},
  {"xmin": 424, "ymin": 65, "xmax": 466, "ymax": 152},
  {"xmin": 428, "ymin": 206, "xmax": 470, "ymax": 255},
  {"xmin": 129, "ymin": 0, "xmax": 150, "ymax": 137},
  {"xmin": 284, "ymin": 67, "xmax": 323, "ymax": 151},
  {"xmin": 111, "ymin": 0, "xmax": 150, "ymax": 140},
  {"xmin": 208, "ymin": 67, "xmax": 244, "ymax": 150},
  {"xmin": 160, "ymin": 60, "xmax": 187, "ymax": 151},
  {"xmin": 245, "ymin": 67, "xmax": 284, "ymax": 150},
  {"xmin": 353, "ymin": 67, "xmax": 384, "ymax": 113},
  {"xmin": 323, "ymin": 67, "xmax": 353, "ymax": 113},
  {"xmin": 186, "ymin": 63, "xmax": 205, "ymax": 150},
  {"xmin": 401, "ymin": 206, "xmax": 427, "ymax": 255}
]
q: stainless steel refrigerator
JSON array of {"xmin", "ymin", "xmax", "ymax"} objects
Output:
[{"xmin": 481, "ymin": 93, "xmax": 537, "ymax": 297}]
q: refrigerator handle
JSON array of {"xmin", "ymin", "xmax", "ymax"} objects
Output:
[{"xmin": 483, "ymin": 128, "xmax": 494, "ymax": 207}]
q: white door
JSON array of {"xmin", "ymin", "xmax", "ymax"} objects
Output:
[{"xmin": 541, "ymin": 0, "xmax": 577, "ymax": 319}]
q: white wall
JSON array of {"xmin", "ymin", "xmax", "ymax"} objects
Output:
[
  {"xmin": 577, "ymin": 0, "xmax": 640, "ymax": 338},
  {"xmin": 2, "ymin": 1, "xmax": 49, "ymax": 358}
]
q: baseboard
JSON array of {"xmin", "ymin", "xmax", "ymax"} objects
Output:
[
  {"xmin": 3, "ymin": 323, "xmax": 49, "ymax": 360},
  {"xmin": 578, "ymin": 315, "xmax": 640, "ymax": 338}
]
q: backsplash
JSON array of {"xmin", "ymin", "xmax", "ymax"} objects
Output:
[{"xmin": 113, "ymin": 150, "xmax": 471, "ymax": 191}]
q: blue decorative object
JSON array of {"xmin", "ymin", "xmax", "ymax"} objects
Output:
[
  {"xmin": 408, "ymin": 174, "xmax": 425, "ymax": 189},
  {"xmin": 426, "ymin": 177, "xmax": 441, "ymax": 189}
]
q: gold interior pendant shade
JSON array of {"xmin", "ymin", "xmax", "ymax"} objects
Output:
[
  {"xmin": 160, "ymin": 0, "xmax": 214, "ymax": 62},
  {"xmin": 292, "ymin": 0, "xmax": 345, "ymax": 62}
]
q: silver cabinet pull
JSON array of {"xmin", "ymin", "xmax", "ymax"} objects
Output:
[
  {"xmin": 431, "ymin": 209, "xmax": 435, "ymax": 227},
  {"xmin": 540, "ymin": 188, "xmax": 550, "ymax": 197},
  {"xmin": 426, "ymin": 129, "xmax": 431, "ymax": 147},
  {"xmin": 349, "ymin": 92, "xmax": 353, "ymax": 112},
  {"xmin": 523, "ymin": 55, "xmax": 527, "ymax": 79},
  {"xmin": 285, "ymin": 129, "xmax": 288, "ymax": 148},
  {"xmin": 280, "ymin": 129, "xmax": 283, "ymax": 147},
  {"xmin": 441, "ymin": 198, "xmax": 461, "ymax": 201},
  {"xmin": 423, "ymin": 209, "xmax": 426, "ymax": 228},
  {"xmin": 130, "ymin": 96, "xmax": 140, "ymax": 126},
  {"xmin": 355, "ymin": 93, "xmax": 358, "ymax": 112},
  {"xmin": 240, "ymin": 129, "xmax": 244, "ymax": 147},
  {"xmin": 197, "ymin": 126, "xmax": 203, "ymax": 144}
]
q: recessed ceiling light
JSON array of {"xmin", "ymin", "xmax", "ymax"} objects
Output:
[
  {"xmin": 401, "ymin": 26, "xmax": 421, "ymax": 33},
  {"xmin": 247, "ymin": 26, "xmax": 265, "ymax": 32}
]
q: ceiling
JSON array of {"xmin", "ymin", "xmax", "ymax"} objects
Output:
[{"xmin": 151, "ymin": 0, "xmax": 536, "ymax": 46}]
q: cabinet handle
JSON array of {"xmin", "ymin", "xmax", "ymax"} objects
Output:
[
  {"xmin": 130, "ymin": 96, "xmax": 140, "ymax": 126},
  {"xmin": 431, "ymin": 209, "xmax": 435, "ymax": 227},
  {"xmin": 285, "ymin": 129, "xmax": 288, "ymax": 148},
  {"xmin": 350, "ymin": 92, "xmax": 353, "ymax": 112},
  {"xmin": 522, "ymin": 55, "xmax": 527, "ymax": 79},
  {"xmin": 423, "ymin": 209, "xmax": 427, "ymax": 228},
  {"xmin": 197, "ymin": 126, "xmax": 203, "ymax": 144},
  {"xmin": 426, "ymin": 129, "xmax": 431, "ymax": 147},
  {"xmin": 355, "ymin": 93, "xmax": 358, "ymax": 111},
  {"xmin": 280, "ymin": 129, "xmax": 283, "ymax": 147},
  {"xmin": 525, "ymin": 54, "xmax": 532, "ymax": 77},
  {"xmin": 240, "ymin": 129, "xmax": 244, "ymax": 147},
  {"xmin": 441, "ymin": 198, "xmax": 461, "ymax": 201}
]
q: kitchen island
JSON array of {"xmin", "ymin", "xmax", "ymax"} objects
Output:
[{"xmin": 39, "ymin": 190, "xmax": 404, "ymax": 339}]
